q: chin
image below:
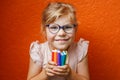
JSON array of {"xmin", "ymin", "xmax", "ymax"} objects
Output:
[
  {"xmin": 55, "ymin": 45, "xmax": 69, "ymax": 51},
  {"xmin": 52, "ymin": 41, "xmax": 72, "ymax": 50}
]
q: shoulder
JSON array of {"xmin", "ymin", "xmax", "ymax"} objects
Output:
[
  {"xmin": 29, "ymin": 40, "xmax": 48, "ymax": 56},
  {"xmin": 69, "ymin": 38, "xmax": 89, "ymax": 51},
  {"xmin": 29, "ymin": 41, "xmax": 48, "ymax": 65},
  {"xmin": 77, "ymin": 38, "xmax": 89, "ymax": 47},
  {"xmin": 30, "ymin": 40, "xmax": 47, "ymax": 48},
  {"xmin": 75, "ymin": 38, "xmax": 89, "ymax": 62},
  {"xmin": 30, "ymin": 41, "xmax": 48, "ymax": 51}
]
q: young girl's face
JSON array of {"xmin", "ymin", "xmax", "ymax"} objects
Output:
[{"xmin": 45, "ymin": 15, "xmax": 76, "ymax": 51}]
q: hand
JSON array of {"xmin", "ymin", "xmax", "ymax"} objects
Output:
[
  {"xmin": 52, "ymin": 64, "xmax": 71, "ymax": 77},
  {"xmin": 45, "ymin": 61, "xmax": 71, "ymax": 77},
  {"xmin": 45, "ymin": 61, "xmax": 57, "ymax": 77}
]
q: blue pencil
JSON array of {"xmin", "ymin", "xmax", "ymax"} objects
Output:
[
  {"xmin": 61, "ymin": 51, "xmax": 67, "ymax": 66},
  {"xmin": 63, "ymin": 51, "xmax": 67, "ymax": 65},
  {"xmin": 57, "ymin": 50, "xmax": 61, "ymax": 66}
]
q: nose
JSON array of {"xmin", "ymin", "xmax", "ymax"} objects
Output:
[{"xmin": 57, "ymin": 28, "xmax": 66, "ymax": 36}]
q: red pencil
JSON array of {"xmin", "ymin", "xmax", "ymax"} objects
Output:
[{"xmin": 52, "ymin": 50, "xmax": 55, "ymax": 61}]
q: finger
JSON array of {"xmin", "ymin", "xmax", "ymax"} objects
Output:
[
  {"xmin": 53, "ymin": 67, "xmax": 67, "ymax": 73},
  {"xmin": 54, "ymin": 65, "xmax": 71, "ymax": 76},
  {"xmin": 45, "ymin": 68, "xmax": 56, "ymax": 76},
  {"xmin": 54, "ymin": 71, "xmax": 69, "ymax": 76},
  {"xmin": 48, "ymin": 61, "xmax": 57, "ymax": 65},
  {"xmin": 46, "ymin": 61, "xmax": 56, "ymax": 70},
  {"xmin": 46, "ymin": 69, "xmax": 55, "ymax": 77},
  {"xmin": 57, "ymin": 65, "xmax": 68, "ymax": 70},
  {"xmin": 46, "ymin": 72, "xmax": 55, "ymax": 76},
  {"xmin": 47, "ymin": 65, "xmax": 54, "ymax": 69}
]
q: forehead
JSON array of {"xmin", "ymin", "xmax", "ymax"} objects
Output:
[{"xmin": 53, "ymin": 15, "xmax": 73, "ymax": 25}]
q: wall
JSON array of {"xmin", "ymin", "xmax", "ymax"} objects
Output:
[{"xmin": 0, "ymin": 0, "xmax": 120, "ymax": 80}]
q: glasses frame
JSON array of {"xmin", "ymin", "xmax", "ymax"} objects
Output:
[{"xmin": 46, "ymin": 23, "xmax": 77, "ymax": 34}]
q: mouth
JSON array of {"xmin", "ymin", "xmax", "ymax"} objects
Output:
[{"xmin": 55, "ymin": 39, "xmax": 69, "ymax": 41}]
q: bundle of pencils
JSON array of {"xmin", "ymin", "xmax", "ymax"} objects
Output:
[{"xmin": 52, "ymin": 49, "xmax": 67, "ymax": 66}]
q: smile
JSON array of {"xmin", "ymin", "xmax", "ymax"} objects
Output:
[{"xmin": 55, "ymin": 39, "xmax": 69, "ymax": 41}]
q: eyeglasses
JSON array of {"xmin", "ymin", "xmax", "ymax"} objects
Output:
[{"xmin": 46, "ymin": 23, "xmax": 77, "ymax": 34}]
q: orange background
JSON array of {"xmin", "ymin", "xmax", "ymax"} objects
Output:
[{"xmin": 0, "ymin": 0, "xmax": 120, "ymax": 80}]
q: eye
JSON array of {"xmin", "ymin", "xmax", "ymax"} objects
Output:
[
  {"xmin": 64, "ymin": 25, "xmax": 73, "ymax": 30},
  {"xmin": 49, "ymin": 25, "xmax": 59, "ymax": 31}
]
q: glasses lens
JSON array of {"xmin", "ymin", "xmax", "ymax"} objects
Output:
[
  {"xmin": 49, "ymin": 24, "xmax": 59, "ymax": 33},
  {"xmin": 64, "ymin": 24, "xmax": 75, "ymax": 33}
]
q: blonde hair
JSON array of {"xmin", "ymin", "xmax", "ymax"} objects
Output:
[{"xmin": 41, "ymin": 2, "xmax": 77, "ymax": 36}]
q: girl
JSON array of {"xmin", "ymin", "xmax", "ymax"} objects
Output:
[{"xmin": 27, "ymin": 2, "xmax": 90, "ymax": 80}]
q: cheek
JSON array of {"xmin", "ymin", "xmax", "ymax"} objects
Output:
[
  {"xmin": 46, "ymin": 36, "xmax": 54, "ymax": 42},
  {"xmin": 46, "ymin": 30, "xmax": 55, "ymax": 41},
  {"xmin": 69, "ymin": 33, "xmax": 76, "ymax": 40}
]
